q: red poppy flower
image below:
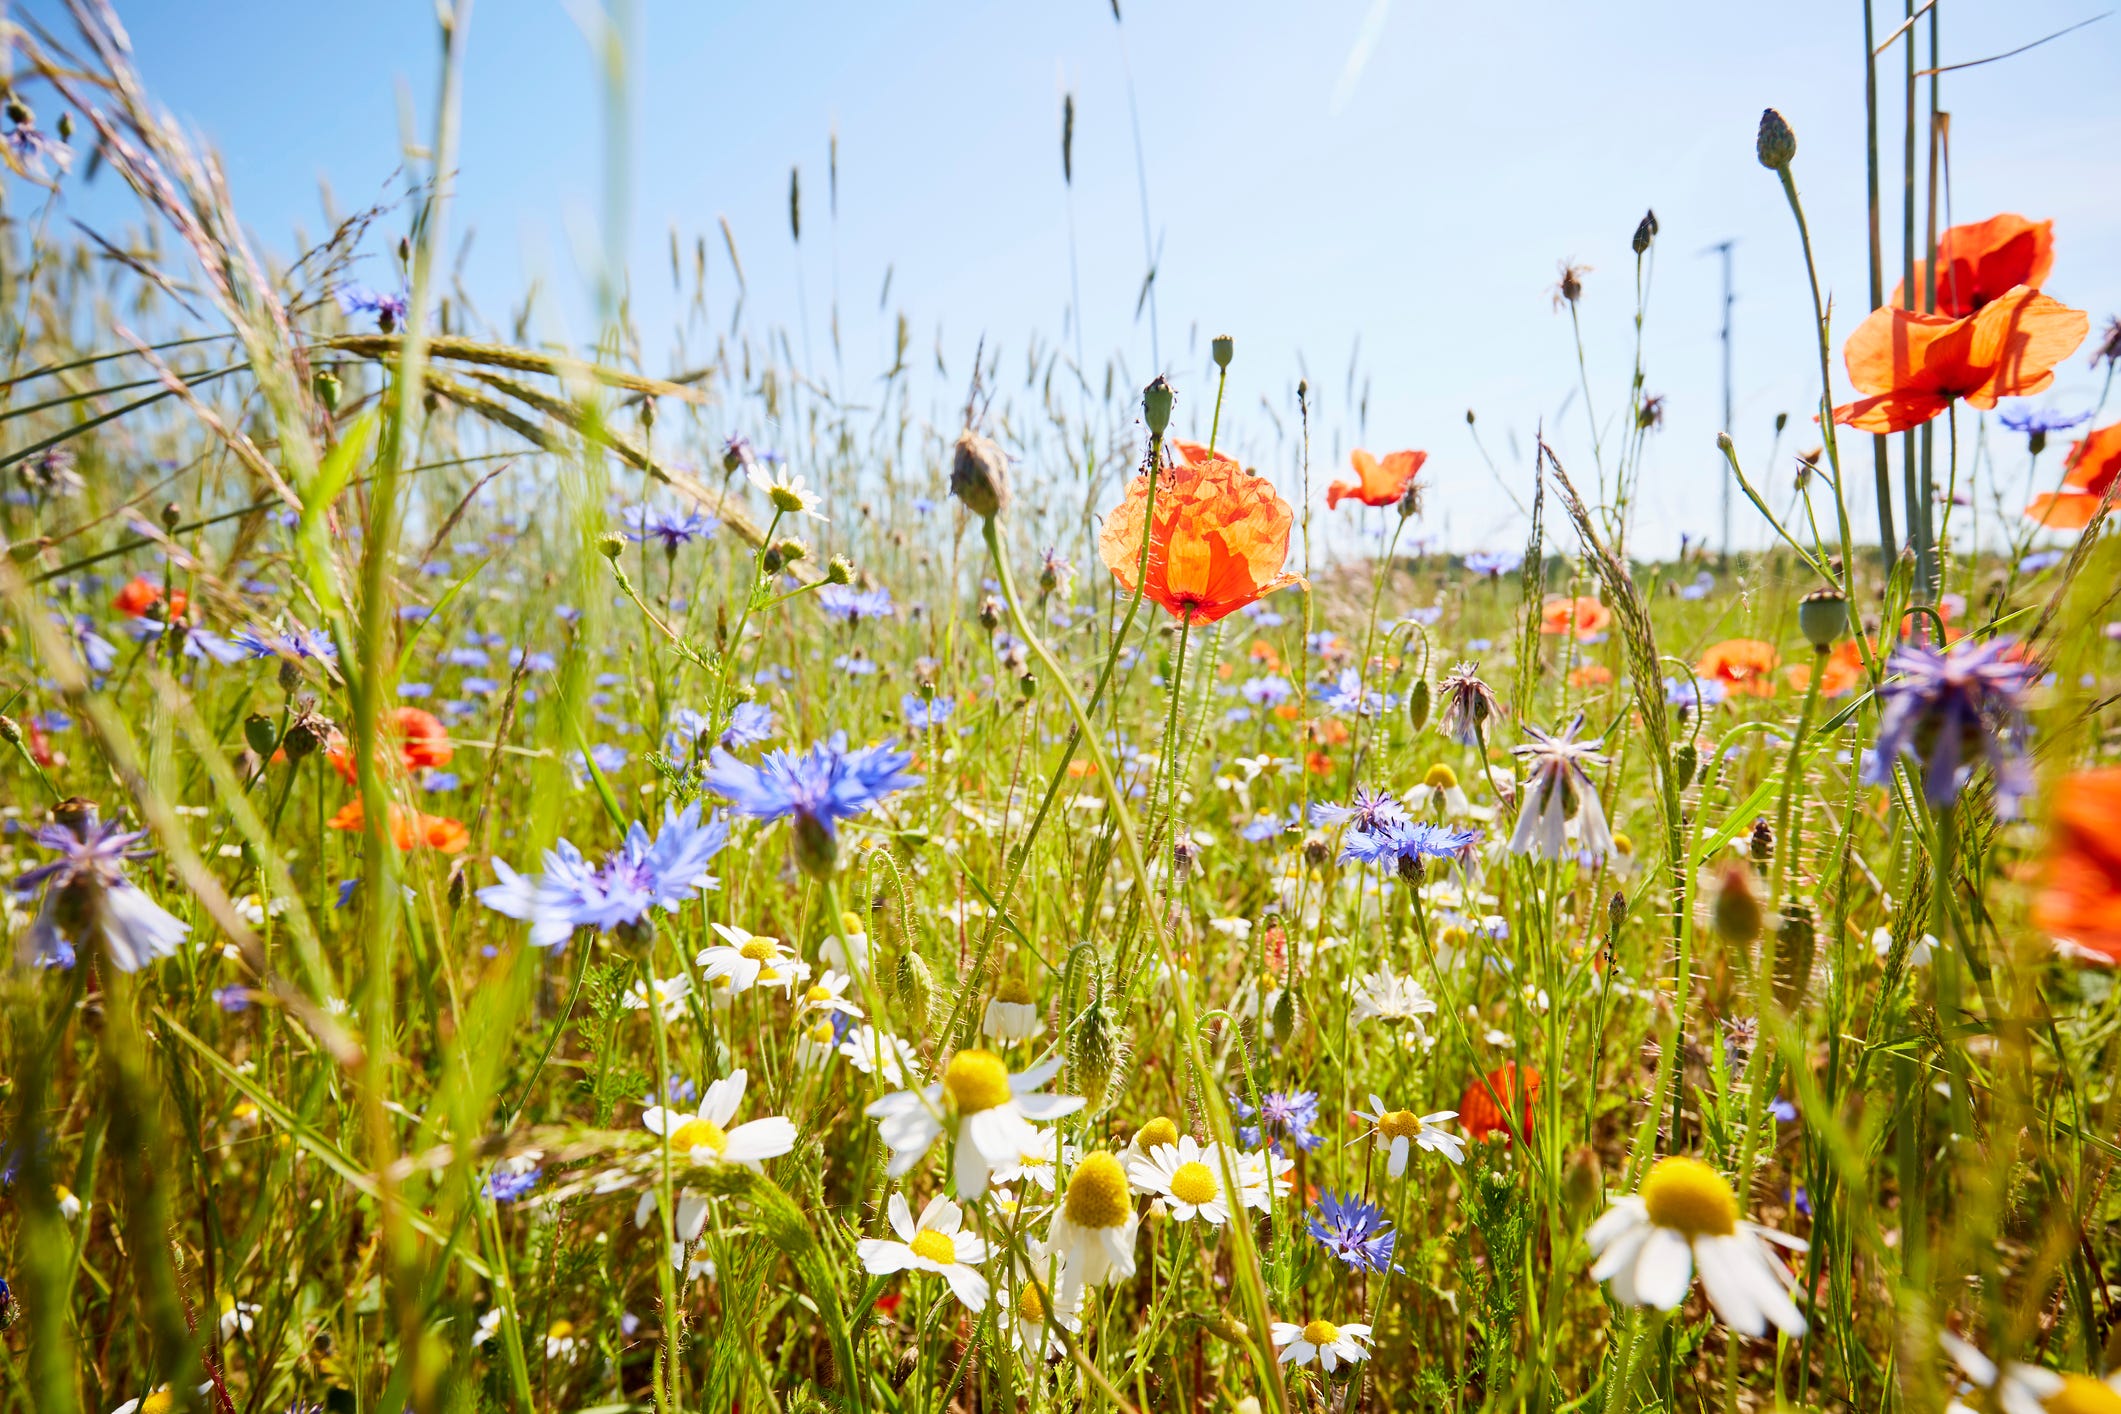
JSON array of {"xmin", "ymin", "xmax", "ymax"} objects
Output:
[
  {"xmin": 1783, "ymin": 639, "xmax": 1866, "ymax": 698},
  {"xmin": 1893, "ymin": 213, "xmax": 2054, "ymax": 318},
  {"xmin": 1832, "ymin": 286, "xmax": 2088, "ymax": 435},
  {"xmin": 1697, "ymin": 639, "xmax": 1781, "ymax": 697},
  {"xmin": 1567, "ymin": 664, "xmax": 1613, "ymax": 688},
  {"xmin": 2033, "ymin": 767, "xmax": 2121, "ymax": 964},
  {"xmin": 328, "ymin": 707, "xmax": 455, "ymax": 784},
  {"xmin": 1097, "ymin": 452, "xmax": 1304, "ymax": 625},
  {"xmin": 2025, "ymin": 421, "xmax": 2121, "ymax": 530},
  {"xmin": 328, "ymin": 799, "xmax": 470, "ymax": 853},
  {"xmin": 1539, "ymin": 596, "xmax": 1611, "ymax": 641},
  {"xmin": 1460, "ymin": 1063, "xmax": 1540, "ymax": 1144},
  {"xmin": 1327, "ymin": 449, "xmax": 1427, "ymax": 509},
  {"xmin": 113, "ymin": 576, "xmax": 163, "ymax": 618}
]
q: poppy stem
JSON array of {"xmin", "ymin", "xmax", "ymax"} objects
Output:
[{"xmin": 1206, "ymin": 363, "xmax": 1228, "ymax": 458}]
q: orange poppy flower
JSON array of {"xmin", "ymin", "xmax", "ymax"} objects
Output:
[
  {"xmin": 2025, "ymin": 421, "xmax": 2121, "ymax": 530},
  {"xmin": 112, "ymin": 576, "xmax": 164, "ymax": 618},
  {"xmin": 1893, "ymin": 213, "xmax": 2054, "ymax": 318},
  {"xmin": 1696, "ymin": 639, "xmax": 1781, "ymax": 697},
  {"xmin": 1097, "ymin": 452, "xmax": 1304, "ymax": 625},
  {"xmin": 327, "ymin": 707, "xmax": 455, "ymax": 785},
  {"xmin": 2032, "ymin": 767, "xmax": 2121, "ymax": 964},
  {"xmin": 1327, "ymin": 448, "xmax": 1428, "ymax": 509},
  {"xmin": 1567, "ymin": 664, "xmax": 1613, "ymax": 688},
  {"xmin": 1539, "ymin": 595, "xmax": 1611, "ymax": 640},
  {"xmin": 1783, "ymin": 639, "xmax": 1865, "ymax": 697},
  {"xmin": 328, "ymin": 799, "xmax": 469, "ymax": 853},
  {"xmin": 1832, "ymin": 286, "xmax": 2088, "ymax": 435},
  {"xmin": 1304, "ymin": 750, "xmax": 1334, "ymax": 776},
  {"xmin": 1460, "ymin": 1062, "xmax": 1540, "ymax": 1144}
]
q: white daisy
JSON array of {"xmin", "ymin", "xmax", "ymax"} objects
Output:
[
  {"xmin": 1043, "ymin": 1150, "xmax": 1140, "ymax": 1298},
  {"xmin": 998, "ymin": 1266, "xmax": 1083, "ymax": 1363},
  {"xmin": 695, "ymin": 923, "xmax": 808, "ymax": 995},
  {"xmin": 1272, "ymin": 1317, "xmax": 1375, "ymax": 1373},
  {"xmin": 991, "ymin": 1140, "xmax": 1073, "ymax": 1194},
  {"xmin": 1126, "ymin": 1135, "xmax": 1233, "ymax": 1225},
  {"xmin": 857, "ymin": 1192, "xmax": 991, "ymax": 1311},
  {"xmin": 1585, "ymin": 1156, "xmax": 1807, "ymax": 1338},
  {"xmin": 217, "ymin": 1294, "xmax": 260, "ymax": 1338},
  {"xmin": 624, "ymin": 971, "xmax": 694, "ymax": 1023},
  {"xmin": 1939, "ymin": 1332, "xmax": 2121, "ymax": 1414},
  {"xmin": 1404, "ymin": 762, "xmax": 1475, "ymax": 817},
  {"xmin": 837, "ymin": 1024, "xmax": 921, "ymax": 1085},
  {"xmin": 1348, "ymin": 966, "xmax": 1436, "ymax": 1031},
  {"xmin": 1231, "ymin": 1146, "xmax": 1295, "ymax": 1213},
  {"xmin": 748, "ymin": 460, "xmax": 829, "ymax": 521},
  {"xmin": 866, "ymin": 1048, "xmax": 1084, "ymax": 1196},
  {"xmin": 640, "ymin": 1069, "xmax": 797, "ymax": 1172},
  {"xmin": 796, "ymin": 969, "xmax": 863, "ymax": 1020},
  {"xmin": 109, "ymin": 1387, "xmax": 212, "ymax": 1414},
  {"xmin": 1354, "ymin": 1096, "xmax": 1466, "ymax": 1173},
  {"xmin": 982, "ymin": 979, "xmax": 1044, "ymax": 1042}
]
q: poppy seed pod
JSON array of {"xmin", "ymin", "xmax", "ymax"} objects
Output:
[
  {"xmin": 1798, "ymin": 587, "xmax": 1849, "ymax": 651},
  {"xmin": 893, "ymin": 947, "xmax": 937, "ymax": 1032},
  {"xmin": 1211, "ymin": 334, "xmax": 1234, "ymax": 370},
  {"xmin": 1406, "ymin": 677, "xmax": 1431, "ymax": 732},
  {"xmin": 1142, "ymin": 376, "xmax": 1174, "ymax": 437},
  {"xmin": 1757, "ymin": 108, "xmax": 1796, "ymax": 170},
  {"xmin": 243, "ymin": 713, "xmax": 279, "ymax": 758},
  {"xmin": 950, "ymin": 429, "xmax": 1010, "ymax": 521}
]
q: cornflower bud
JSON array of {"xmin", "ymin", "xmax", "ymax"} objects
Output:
[
  {"xmin": 950, "ymin": 429, "xmax": 1011, "ymax": 521},
  {"xmin": 1756, "ymin": 108, "xmax": 1796, "ymax": 170}
]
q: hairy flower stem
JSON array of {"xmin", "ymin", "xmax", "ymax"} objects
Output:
[
  {"xmin": 1773, "ymin": 652, "xmax": 1828, "ymax": 904},
  {"xmin": 981, "ymin": 512, "xmax": 1287, "ymax": 1413},
  {"xmin": 1349, "ymin": 513, "xmax": 1407, "ymax": 790}
]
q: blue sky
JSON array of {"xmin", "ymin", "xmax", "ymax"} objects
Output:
[{"xmin": 42, "ymin": 1, "xmax": 2121, "ymax": 557}]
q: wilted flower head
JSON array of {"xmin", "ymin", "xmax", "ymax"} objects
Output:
[
  {"xmin": 1435, "ymin": 662, "xmax": 1503, "ymax": 746},
  {"xmin": 1510, "ymin": 715, "xmax": 1614, "ymax": 861}
]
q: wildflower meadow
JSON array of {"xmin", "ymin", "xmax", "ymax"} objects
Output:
[{"xmin": 3, "ymin": 5, "xmax": 2121, "ymax": 1413}]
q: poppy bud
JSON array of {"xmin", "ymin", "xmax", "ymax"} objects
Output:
[
  {"xmin": 161, "ymin": 501, "xmax": 183, "ymax": 530},
  {"xmin": 1674, "ymin": 741, "xmax": 1698, "ymax": 792},
  {"xmin": 1406, "ymin": 678, "xmax": 1431, "ymax": 732},
  {"xmin": 1270, "ymin": 982, "xmax": 1301, "ymax": 1045},
  {"xmin": 1211, "ymin": 334, "xmax": 1234, "ymax": 370},
  {"xmin": 57, "ymin": 112, "xmax": 73, "ymax": 142},
  {"xmin": 950, "ymin": 429, "xmax": 1011, "ymax": 521},
  {"xmin": 1632, "ymin": 209, "xmax": 1658, "ymax": 255},
  {"xmin": 1774, "ymin": 412, "xmax": 1789, "ymax": 435},
  {"xmin": 978, "ymin": 595, "xmax": 1002, "ymax": 632},
  {"xmin": 893, "ymin": 947, "xmax": 937, "ymax": 1032},
  {"xmin": 243, "ymin": 712, "xmax": 279, "ymax": 757},
  {"xmin": 826, "ymin": 555, "xmax": 854, "ymax": 585},
  {"xmin": 314, "ymin": 368, "xmax": 343, "ymax": 412},
  {"xmin": 1711, "ymin": 862, "xmax": 1762, "ymax": 944},
  {"xmin": 1561, "ymin": 1143, "xmax": 1604, "ymax": 1220},
  {"xmin": 1775, "ymin": 902, "xmax": 1817, "ymax": 1010},
  {"xmin": 1142, "ymin": 376, "xmax": 1174, "ymax": 437},
  {"xmin": 1716, "ymin": 431, "xmax": 1734, "ymax": 455},
  {"xmin": 1018, "ymin": 672, "xmax": 1037, "ymax": 700},
  {"xmin": 597, "ymin": 532, "xmax": 625, "ymax": 561},
  {"xmin": 1756, "ymin": 108, "xmax": 1796, "ymax": 170},
  {"xmin": 1069, "ymin": 995, "xmax": 1127, "ymax": 1116},
  {"xmin": 1798, "ymin": 587, "xmax": 1848, "ymax": 652},
  {"xmin": 639, "ymin": 398, "xmax": 657, "ymax": 432}
]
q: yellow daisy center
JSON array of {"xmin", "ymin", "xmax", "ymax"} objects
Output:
[
  {"xmin": 803, "ymin": 984, "xmax": 833, "ymax": 1004},
  {"xmin": 1423, "ymin": 763, "xmax": 1459, "ymax": 790},
  {"xmin": 2045, "ymin": 1376, "xmax": 2121, "ymax": 1414},
  {"xmin": 806, "ymin": 1020, "xmax": 835, "ymax": 1044},
  {"xmin": 909, "ymin": 1228, "xmax": 958, "ymax": 1265},
  {"xmin": 995, "ymin": 976, "xmax": 1034, "ymax": 1005},
  {"xmin": 1136, "ymin": 1116, "xmax": 1180, "ymax": 1152},
  {"xmin": 1438, "ymin": 925, "xmax": 1471, "ymax": 950},
  {"xmin": 739, "ymin": 937, "xmax": 778, "ymax": 961},
  {"xmin": 547, "ymin": 1319, "xmax": 574, "ymax": 1340},
  {"xmin": 1613, "ymin": 831, "xmax": 1635, "ymax": 857},
  {"xmin": 943, "ymin": 1048, "xmax": 1013, "ymax": 1114},
  {"xmin": 1377, "ymin": 1110, "xmax": 1422, "ymax": 1142},
  {"xmin": 1063, "ymin": 1151, "xmax": 1132, "ymax": 1229},
  {"xmin": 1302, "ymin": 1318, "xmax": 1341, "ymax": 1345},
  {"xmin": 1017, "ymin": 1280, "xmax": 1047, "ymax": 1322},
  {"xmin": 668, "ymin": 1118, "xmax": 729, "ymax": 1156},
  {"xmin": 1640, "ymin": 1156, "xmax": 1738, "ymax": 1237},
  {"xmin": 139, "ymin": 1394, "xmax": 175, "ymax": 1414},
  {"xmin": 1168, "ymin": 1161, "xmax": 1218, "ymax": 1206}
]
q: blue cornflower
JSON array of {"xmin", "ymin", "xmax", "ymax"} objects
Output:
[
  {"xmin": 1240, "ymin": 601, "xmax": 1287, "ymax": 628},
  {"xmin": 213, "ymin": 985, "xmax": 252, "ymax": 1013},
  {"xmin": 702, "ymin": 733, "xmax": 918, "ymax": 876},
  {"xmin": 424, "ymin": 771, "xmax": 461, "ymax": 793},
  {"xmin": 574, "ymin": 743, "xmax": 630, "ymax": 777},
  {"xmin": 902, "ymin": 693, "xmax": 955, "ymax": 730},
  {"xmin": 479, "ymin": 800, "xmax": 730, "ymax": 948},
  {"xmin": 1340, "ymin": 819, "xmax": 1480, "ymax": 869},
  {"xmin": 461, "ymin": 676, "xmax": 500, "ymax": 695},
  {"xmin": 1241, "ymin": 676, "xmax": 1293, "ymax": 709},
  {"xmin": 398, "ymin": 682, "xmax": 432, "ymax": 699},
  {"xmin": 1310, "ymin": 787, "xmax": 1406, "ymax": 833},
  {"xmin": 816, "ymin": 583, "xmax": 895, "ymax": 624},
  {"xmin": 1307, "ymin": 1191, "xmax": 1401, "ymax": 1274},
  {"xmin": 1679, "ymin": 571, "xmax": 1716, "ymax": 602},
  {"xmin": 1465, "ymin": 548, "xmax": 1523, "ymax": 577},
  {"xmin": 2017, "ymin": 549, "xmax": 2066, "ymax": 574},
  {"xmin": 508, "ymin": 649, "xmax": 557, "ymax": 673},
  {"xmin": 11, "ymin": 808, "xmax": 190, "ymax": 972},
  {"xmin": 233, "ymin": 620, "xmax": 338, "ymax": 662},
  {"xmin": 622, "ymin": 503, "xmax": 719, "ymax": 550},
  {"xmin": 1769, "ymin": 1096, "xmax": 1798, "ymax": 1123},
  {"xmin": 442, "ymin": 646, "xmax": 488, "ymax": 668},
  {"xmin": 1665, "ymin": 676, "xmax": 1726, "ymax": 710},
  {"xmin": 1998, "ymin": 405, "xmax": 2090, "ymax": 437},
  {"xmin": 834, "ymin": 653, "xmax": 878, "ymax": 676},
  {"xmin": 1233, "ymin": 1088, "xmax": 1322, "ymax": 1155},
  {"xmin": 1864, "ymin": 635, "xmax": 2037, "ymax": 815},
  {"xmin": 722, "ymin": 701, "xmax": 776, "ymax": 750},
  {"xmin": 482, "ymin": 1165, "xmax": 542, "ymax": 1204},
  {"xmin": 1241, "ymin": 808, "xmax": 1302, "ymax": 843},
  {"xmin": 336, "ymin": 284, "xmax": 409, "ymax": 331},
  {"xmin": 1314, "ymin": 669, "xmax": 1394, "ymax": 718},
  {"xmin": 665, "ymin": 707, "xmax": 713, "ymax": 755},
  {"xmin": 4, "ymin": 119, "xmax": 72, "ymax": 180},
  {"xmin": 1400, "ymin": 605, "xmax": 1443, "ymax": 627}
]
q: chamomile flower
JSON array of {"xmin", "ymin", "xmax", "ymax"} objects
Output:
[
  {"xmin": 1939, "ymin": 1332, "xmax": 2121, "ymax": 1414},
  {"xmin": 1231, "ymin": 1146, "xmax": 1295, "ymax": 1212},
  {"xmin": 795, "ymin": 969, "xmax": 863, "ymax": 1020},
  {"xmin": 999, "ymin": 1270, "xmax": 1083, "ymax": 1362},
  {"xmin": 1126, "ymin": 1135, "xmax": 1233, "ymax": 1224},
  {"xmin": 991, "ymin": 1140, "xmax": 1072, "ymax": 1193},
  {"xmin": 1586, "ymin": 1156, "xmax": 1808, "ymax": 1337},
  {"xmin": 1354, "ymin": 1097, "xmax": 1466, "ymax": 1173},
  {"xmin": 632, "ymin": 1185, "xmax": 713, "ymax": 1269},
  {"xmin": 857, "ymin": 1192, "xmax": 991, "ymax": 1312},
  {"xmin": 747, "ymin": 460, "xmax": 830, "ymax": 521},
  {"xmin": 696, "ymin": 923, "xmax": 808, "ymax": 995},
  {"xmin": 1348, "ymin": 966, "xmax": 1437, "ymax": 1031},
  {"xmin": 1405, "ymin": 762, "xmax": 1475, "ymax": 817},
  {"xmin": 1044, "ymin": 1150, "xmax": 1140, "ymax": 1297},
  {"xmin": 867, "ymin": 1049, "xmax": 1084, "ymax": 1196},
  {"xmin": 640, "ymin": 1069, "xmax": 797, "ymax": 1172},
  {"xmin": 109, "ymin": 1387, "xmax": 212, "ymax": 1414},
  {"xmin": 838, "ymin": 1024, "xmax": 921, "ymax": 1085},
  {"xmin": 624, "ymin": 971, "xmax": 694, "ymax": 1023},
  {"xmin": 1272, "ymin": 1317, "xmax": 1375, "ymax": 1373},
  {"xmin": 982, "ymin": 977, "xmax": 1045, "ymax": 1042},
  {"xmin": 218, "ymin": 1294, "xmax": 260, "ymax": 1338}
]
